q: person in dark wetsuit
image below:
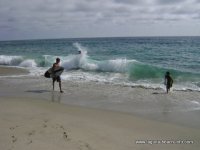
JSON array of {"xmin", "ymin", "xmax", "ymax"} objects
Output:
[
  {"xmin": 52, "ymin": 58, "xmax": 63, "ymax": 93},
  {"xmin": 164, "ymin": 71, "xmax": 173, "ymax": 93}
]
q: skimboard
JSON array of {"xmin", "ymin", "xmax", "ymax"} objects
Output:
[{"xmin": 44, "ymin": 66, "xmax": 64, "ymax": 78}]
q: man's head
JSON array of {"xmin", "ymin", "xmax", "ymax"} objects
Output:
[
  {"xmin": 56, "ymin": 58, "xmax": 60, "ymax": 63},
  {"xmin": 166, "ymin": 71, "xmax": 170, "ymax": 75}
]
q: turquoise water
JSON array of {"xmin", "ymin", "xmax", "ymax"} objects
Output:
[{"xmin": 0, "ymin": 37, "xmax": 200, "ymax": 91}]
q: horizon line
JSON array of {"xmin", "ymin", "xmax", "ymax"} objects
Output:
[{"xmin": 1, "ymin": 35, "xmax": 200, "ymax": 42}]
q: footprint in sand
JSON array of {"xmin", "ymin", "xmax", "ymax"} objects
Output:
[
  {"xmin": 59, "ymin": 125, "xmax": 65, "ymax": 130},
  {"xmin": 11, "ymin": 135, "xmax": 17, "ymax": 143},
  {"xmin": 85, "ymin": 143, "xmax": 92, "ymax": 150},
  {"xmin": 42, "ymin": 119, "xmax": 49, "ymax": 128},
  {"xmin": 63, "ymin": 132, "xmax": 67, "ymax": 139},
  {"xmin": 9, "ymin": 127, "xmax": 15, "ymax": 130},
  {"xmin": 9, "ymin": 125, "xmax": 19, "ymax": 131},
  {"xmin": 51, "ymin": 124, "xmax": 70, "ymax": 142},
  {"xmin": 43, "ymin": 124, "xmax": 47, "ymax": 128},
  {"xmin": 28, "ymin": 130, "xmax": 35, "ymax": 136},
  {"xmin": 78, "ymin": 141, "xmax": 92, "ymax": 150},
  {"xmin": 26, "ymin": 130, "xmax": 36, "ymax": 145},
  {"xmin": 27, "ymin": 140, "xmax": 33, "ymax": 145}
]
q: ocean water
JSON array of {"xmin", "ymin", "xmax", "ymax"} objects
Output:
[{"xmin": 0, "ymin": 37, "xmax": 200, "ymax": 91}]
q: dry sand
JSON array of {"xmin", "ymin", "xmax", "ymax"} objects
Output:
[{"xmin": 0, "ymin": 98, "xmax": 200, "ymax": 150}]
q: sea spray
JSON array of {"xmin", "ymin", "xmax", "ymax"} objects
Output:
[
  {"xmin": 19, "ymin": 59, "xmax": 37, "ymax": 68},
  {"xmin": 73, "ymin": 42, "xmax": 88, "ymax": 55}
]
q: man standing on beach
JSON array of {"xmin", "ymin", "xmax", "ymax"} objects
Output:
[
  {"xmin": 164, "ymin": 71, "xmax": 173, "ymax": 93},
  {"xmin": 52, "ymin": 58, "xmax": 63, "ymax": 93}
]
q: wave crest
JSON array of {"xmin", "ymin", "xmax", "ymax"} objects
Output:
[
  {"xmin": 0, "ymin": 55, "xmax": 23, "ymax": 66},
  {"xmin": 0, "ymin": 55, "xmax": 37, "ymax": 68},
  {"xmin": 19, "ymin": 59, "xmax": 37, "ymax": 67}
]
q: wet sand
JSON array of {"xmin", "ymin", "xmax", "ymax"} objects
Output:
[{"xmin": 0, "ymin": 66, "xmax": 29, "ymax": 76}]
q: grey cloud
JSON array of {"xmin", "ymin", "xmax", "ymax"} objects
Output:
[
  {"xmin": 72, "ymin": 1, "xmax": 98, "ymax": 12},
  {"xmin": 155, "ymin": 0, "xmax": 187, "ymax": 5},
  {"xmin": 0, "ymin": 25, "xmax": 12, "ymax": 29},
  {"xmin": 1, "ymin": 0, "xmax": 198, "ymax": 24},
  {"xmin": 0, "ymin": 0, "xmax": 200, "ymax": 40},
  {"xmin": 113, "ymin": 0, "xmax": 142, "ymax": 4}
]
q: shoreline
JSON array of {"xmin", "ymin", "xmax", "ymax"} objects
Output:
[{"xmin": 0, "ymin": 65, "xmax": 199, "ymax": 92}]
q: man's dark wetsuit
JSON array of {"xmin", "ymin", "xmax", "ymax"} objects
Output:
[
  {"xmin": 165, "ymin": 72, "xmax": 173, "ymax": 93},
  {"xmin": 165, "ymin": 74, "xmax": 172, "ymax": 88}
]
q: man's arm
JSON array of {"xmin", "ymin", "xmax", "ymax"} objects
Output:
[{"xmin": 52, "ymin": 63, "xmax": 56, "ymax": 71}]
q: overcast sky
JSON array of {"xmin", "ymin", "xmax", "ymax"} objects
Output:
[{"xmin": 0, "ymin": 0, "xmax": 200, "ymax": 40}]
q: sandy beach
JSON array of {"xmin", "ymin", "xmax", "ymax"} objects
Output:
[
  {"xmin": 0, "ymin": 66, "xmax": 29, "ymax": 76},
  {"xmin": 0, "ymin": 67, "xmax": 200, "ymax": 150}
]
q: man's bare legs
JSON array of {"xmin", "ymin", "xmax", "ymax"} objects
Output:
[
  {"xmin": 52, "ymin": 77, "xmax": 63, "ymax": 93},
  {"xmin": 53, "ymin": 79, "xmax": 55, "ymax": 91},
  {"xmin": 59, "ymin": 81, "xmax": 63, "ymax": 93}
]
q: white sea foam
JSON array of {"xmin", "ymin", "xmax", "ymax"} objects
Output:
[
  {"xmin": 0, "ymin": 55, "xmax": 23, "ymax": 65},
  {"xmin": 0, "ymin": 55, "xmax": 37, "ymax": 68},
  {"xmin": 73, "ymin": 42, "xmax": 88, "ymax": 55},
  {"xmin": 191, "ymin": 101, "xmax": 200, "ymax": 105},
  {"xmin": 61, "ymin": 43, "xmax": 136, "ymax": 72},
  {"xmin": 19, "ymin": 59, "xmax": 37, "ymax": 67},
  {"xmin": 61, "ymin": 56, "xmax": 133, "ymax": 73}
]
